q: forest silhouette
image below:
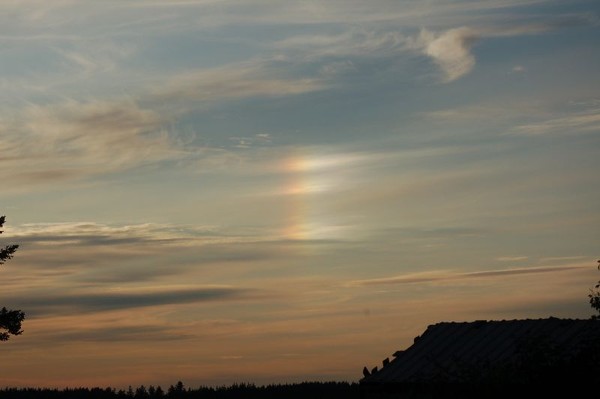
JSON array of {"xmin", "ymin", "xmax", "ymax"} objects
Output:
[{"xmin": 0, "ymin": 381, "xmax": 360, "ymax": 399}]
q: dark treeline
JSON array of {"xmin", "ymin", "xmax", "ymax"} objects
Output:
[{"xmin": 0, "ymin": 381, "xmax": 359, "ymax": 399}]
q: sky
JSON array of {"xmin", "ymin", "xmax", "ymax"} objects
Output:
[{"xmin": 0, "ymin": 0, "xmax": 599, "ymax": 390}]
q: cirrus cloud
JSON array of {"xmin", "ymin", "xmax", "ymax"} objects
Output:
[{"xmin": 348, "ymin": 264, "xmax": 588, "ymax": 287}]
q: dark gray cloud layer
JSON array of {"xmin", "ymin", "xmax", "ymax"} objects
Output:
[
  {"xmin": 21, "ymin": 287, "xmax": 255, "ymax": 316},
  {"xmin": 46, "ymin": 325, "xmax": 193, "ymax": 343}
]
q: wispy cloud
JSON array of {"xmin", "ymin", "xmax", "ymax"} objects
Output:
[
  {"xmin": 11, "ymin": 221, "xmax": 273, "ymax": 257},
  {"xmin": 273, "ymin": 30, "xmax": 407, "ymax": 60},
  {"xmin": 0, "ymin": 59, "xmax": 331, "ymax": 191},
  {"xmin": 348, "ymin": 265, "xmax": 586, "ymax": 286},
  {"xmin": 495, "ymin": 256, "xmax": 529, "ymax": 262},
  {"xmin": 12, "ymin": 222, "xmax": 216, "ymax": 243},
  {"xmin": 5, "ymin": 221, "xmax": 329, "ymax": 288},
  {"xmin": 0, "ymin": 99, "xmax": 180, "ymax": 188},
  {"xmin": 540, "ymin": 256, "xmax": 588, "ymax": 263},
  {"xmin": 152, "ymin": 61, "xmax": 326, "ymax": 108},
  {"xmin": 512, "ymin": 109, "xmax": 600, "ymax": 135},
  {"xmin": 97, "ymin": 1, "xmax": 539, "ymax": 34}
]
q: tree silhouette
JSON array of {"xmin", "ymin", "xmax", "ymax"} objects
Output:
[
  {"xmin": 0, "ymin": 382, "xmax": 360, "ymax": 399},
  {"xmin": 590, "ymin": 260, "xmax": 600, "ymax": 319},
  {"xmin": 0, "ymin": 215, "xmax": 24, "ymax": 341}
]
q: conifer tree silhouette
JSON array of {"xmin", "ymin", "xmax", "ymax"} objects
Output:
[
  {"xmin": 0, "ymin": 215, "xmax": 24, "ymax": 341},
  {"xmin": 590, "ymin": 260, "xmax": 600, "ymax": 319}
]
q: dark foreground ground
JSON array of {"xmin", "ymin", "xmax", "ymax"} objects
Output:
[{"xmin": 0, "ymin": 381, "xmax": 361, "ymax": 399}]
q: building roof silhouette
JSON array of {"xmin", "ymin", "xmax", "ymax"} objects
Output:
[{"xmin": 361, "ymin": 317, "xmax": 600, "ymax": 385}]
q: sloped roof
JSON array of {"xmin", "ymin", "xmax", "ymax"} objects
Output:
[{"xmin": 361, "ymin": 318, "xmax": 600, "ymax": 384}]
